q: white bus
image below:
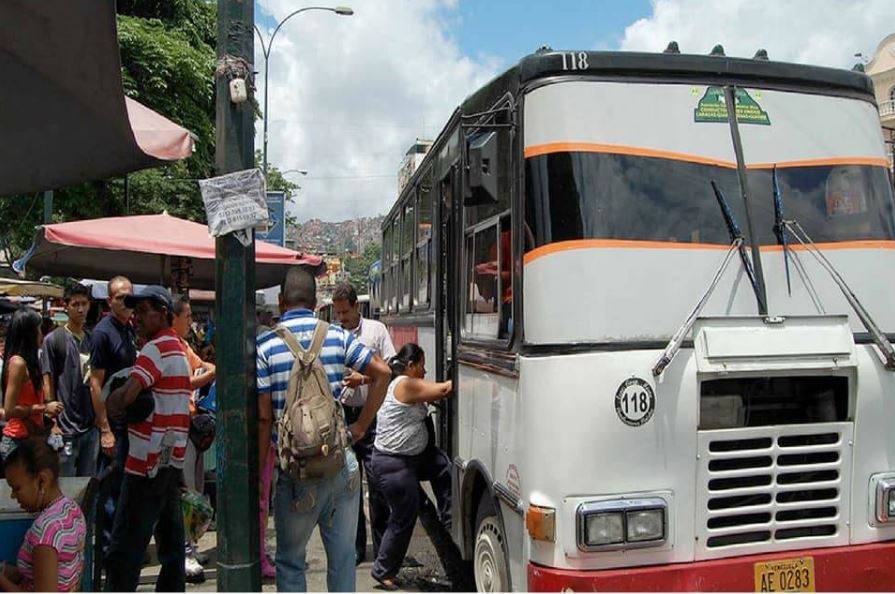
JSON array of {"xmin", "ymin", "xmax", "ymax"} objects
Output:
[{"xmin": 380, "ymin": 46, "xmax": 895, "ymax": 591}]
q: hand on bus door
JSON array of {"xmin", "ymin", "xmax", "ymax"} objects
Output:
[{"xmin": 442, "ymin": 380, "xmax": 453, "ymax": 397}]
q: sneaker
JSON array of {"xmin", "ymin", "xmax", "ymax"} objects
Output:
[{"xmin": 185, "ymin": 556, "xmax": 206, "ymax": 583}]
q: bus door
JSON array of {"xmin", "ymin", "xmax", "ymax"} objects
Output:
[{"xmin": 435, "ymin": 164, "xmax": 460, "ymax": 457}]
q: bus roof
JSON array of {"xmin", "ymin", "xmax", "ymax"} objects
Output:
[
  {"xmin": 461, "ymin": 49, "xmax": 874, "ymax": 117},
  {"xmin": 520, "ymin": 50, "xmax": 871, "ymax": 95},
  {"xmin": 382, "ymin": 48, "xmax": 876, "ymax": 227}
]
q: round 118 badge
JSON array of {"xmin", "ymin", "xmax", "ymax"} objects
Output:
[{"xmin": 615, "ymin": 377, "xmax": 656, "ymax": 427}]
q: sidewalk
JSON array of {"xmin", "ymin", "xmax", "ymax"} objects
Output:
[{"xmin": 138, "ymin": 487, "xmax": 460, "ymax": 592}]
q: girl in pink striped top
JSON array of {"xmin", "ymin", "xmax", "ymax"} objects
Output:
[{"xmin": 1, "ymin": 437, "xmax": 86, "ymax": 592}]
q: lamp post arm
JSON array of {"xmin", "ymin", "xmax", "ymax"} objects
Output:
[
  {"xmin": 253, "ymin": 24, "xmax": 270, "ymax": 58},
  {"xmin": 268, "ymin": 6, "xmax": 338, "ymax": 49},
  {"xmin": 257, "ymin": 6, "xmax": 348, "ymax": 179}
]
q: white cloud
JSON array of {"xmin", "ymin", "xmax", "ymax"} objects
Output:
[
  {"xmin": 619, "ymin": 0, "xmax": 895, "ymax": 68},
  {"xmin": 255, "ymin": 0, "xmax": 500, "ymax": 223}
]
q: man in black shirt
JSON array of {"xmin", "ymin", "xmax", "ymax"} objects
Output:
[
  {"xmin": 41, "ymin": 282, "xmax": 96, "ymax": 477},
  {"xmin": 90, "ymin": 275, "xmax": 136, "ymax": 557}
]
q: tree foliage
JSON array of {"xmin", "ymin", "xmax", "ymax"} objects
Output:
[
  {"xmin": 0, "ymin": 0, "xmax": 310, "ymax": 272},
  {"xmin": 342, "ymin": 242, "xmax": 382, "ymax": 294}
]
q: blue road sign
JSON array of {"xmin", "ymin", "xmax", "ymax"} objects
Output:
[{"xmin": 257, "ymin": 191, "xmax": 285, "ymax": 247}]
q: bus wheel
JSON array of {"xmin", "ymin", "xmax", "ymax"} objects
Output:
[{"xmin": 473, "ymin": 495, "xmax": 509, "ymax": 592}]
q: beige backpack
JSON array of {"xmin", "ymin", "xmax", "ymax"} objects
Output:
[{"xmin": 274, "ymin": 321, "xmax": 349, "ymax": 481}]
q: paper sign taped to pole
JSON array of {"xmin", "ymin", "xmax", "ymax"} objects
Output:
[{"xmin": 199, "ymin": 168, "xmax": 269, "ymax": 237}]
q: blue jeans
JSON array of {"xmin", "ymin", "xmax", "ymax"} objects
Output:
[
  {"xmin": 274, "ymin": 447, "xmax": 360, "ymax": 592},
  {"xmin": 60, "ymin": 428, "xmax": 99, "ymax": 477}
]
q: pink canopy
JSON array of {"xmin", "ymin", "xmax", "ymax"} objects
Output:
[
  {"xmin": 16, "ymin": 213, "xmax": 323, "ymax": 289},
  {"xmin": 126, "ymin": 98, "xmax": 194, "ymax": 161}
]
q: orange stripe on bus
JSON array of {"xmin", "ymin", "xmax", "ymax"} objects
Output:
[
  {"xmin": 523, "ymin": 142, "xmax": 738, "ymax": 168},
  {"xmin": 524, "ymin": 143, "xmax": 890, "ymax": 170},
  {"xmin": 523, "ymin": 239, "xmax": 895, "ymax": 265},
  {"xmin": 748, "ymin": 157, "xmax": 891, "ymax": 169}
]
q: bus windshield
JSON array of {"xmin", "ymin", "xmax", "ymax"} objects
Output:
[
  {"xmin": 524, "ymin": 153, "xmax": 895, "ymax": 248},
  {"xmin": 523, "ymin": 80, "xmax": 895, "ymax": 252}
]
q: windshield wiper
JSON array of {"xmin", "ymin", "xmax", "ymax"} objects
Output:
[
  {"xmin": 772, "ymin": 166, "xmax": 792, "ymax": 295},
  {"xmin": 653, "ymin": 180, "xmax": 764, "ymax": 377},
  {"xmin": 711, "ymin": 180, "xmax": 766, "ymax": 313},
  {"xmin": 783, "ymin": 219, "xmax": 895, "ymax": 370},
  {"xmin": 652, "ymin": 238, "xmax": 743, "ymax": 376}
]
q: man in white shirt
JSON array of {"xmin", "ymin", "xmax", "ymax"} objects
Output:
[{"xmin": 333, "ymin": 283, "xmax": 396, "ymax": 565}]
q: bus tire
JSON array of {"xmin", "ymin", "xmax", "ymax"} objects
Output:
[{"xmin": 473, "ymin": 494, "xmax": 509, "ymax": 592}]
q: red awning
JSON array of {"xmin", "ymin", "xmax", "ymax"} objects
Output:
[
  {"xmin": 16, "ymin": 213, "xmax": 323, "ymax": 289},
  {"xmin": 126, "ymin": 98, "xmax": 194, "ymax": 162}
]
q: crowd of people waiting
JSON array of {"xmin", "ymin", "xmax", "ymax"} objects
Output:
[{"xmin": 0, "ymin": 269, "xmax": 453, "ymax": 592}]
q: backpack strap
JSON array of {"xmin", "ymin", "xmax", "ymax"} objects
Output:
[
  {"xmin": 274, "ymin": 321, "xmax": 330, "ymax": 366},
  {"xmin": 273, "ymin": 321, "xmax": 331, "ymax": 410}
]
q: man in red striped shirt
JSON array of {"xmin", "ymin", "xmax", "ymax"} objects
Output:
[{"xmin": 104, "ymin": 285, "xmax": 191, "ymax": 591}]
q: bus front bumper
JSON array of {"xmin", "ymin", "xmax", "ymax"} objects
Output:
[{"xmin": 528, "ymin": 541, "xmax": 895, "ymax": 591}]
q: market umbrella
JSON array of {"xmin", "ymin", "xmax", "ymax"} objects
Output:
[
  {"xmin": 0, "ymin": 0, "xmax": 194, "ymax": 197},
  {"xmin": 14, "ymin": 213, "xmax": 324, "ymax": 290},
  {"xmin": 0, "ymin": 277, "xmax": 63, "ymax": 298}
]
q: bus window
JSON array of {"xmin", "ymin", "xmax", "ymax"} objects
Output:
[
  {"xmin": 498, "ymin": 215, "xmax": 512, "ymax": 338},
  {"xmin": 417, "ymin": 169, "xmax": 433, "ymax": 307},
  {"xmin": 382, "ymin": 225, "xmax": 392, "ymax": 313},
  {"xmin": 416, "ymin": 241, "xmax": 430, "ymax": 307},
  {"xmin": 402, "ymin": 201, "xmax": 415, "ymax": 310},
  {"xmin": 465, "ymin": 224, "xmax": 499, "ymax": 338},
  {"xmin": 390, "ymin": 217, "xmax": 400, "ymax": 311}
]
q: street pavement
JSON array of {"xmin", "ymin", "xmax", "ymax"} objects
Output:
[{"xmin": 138, "ymin": 486, "xmax": 465, "ymax": 592}]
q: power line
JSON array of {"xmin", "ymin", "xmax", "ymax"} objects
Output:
[{"xmin": 302, "ymin": 174, "xmax": 396, "ymax": 180}]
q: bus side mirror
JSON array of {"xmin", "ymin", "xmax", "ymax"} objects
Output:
[{"xmin": 464, "ymin": 131, "xmax": 499, "ymax": 206}]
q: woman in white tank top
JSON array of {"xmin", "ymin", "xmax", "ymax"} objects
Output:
[{"xmin": 370, "ymin": 343, "xmax": 452, "ymax": 590}]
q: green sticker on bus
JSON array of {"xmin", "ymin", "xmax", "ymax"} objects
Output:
[{"xmin": 694, "ymin": 87, "xmax": 770, "ymax": 125}]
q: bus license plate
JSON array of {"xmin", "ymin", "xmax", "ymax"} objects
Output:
[{"xmin": 754, "ymin": 556, "xmax": 815, "ymax": 592}]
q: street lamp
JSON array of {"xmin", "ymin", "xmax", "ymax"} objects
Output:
[{"xmin": 255, "ymin": 6, "xmax": 353, "ymax": 180}]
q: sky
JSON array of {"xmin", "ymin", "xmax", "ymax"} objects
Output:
[{"xmin": 253, "ymin": 0, "xmax": 895, "ymax": 223}]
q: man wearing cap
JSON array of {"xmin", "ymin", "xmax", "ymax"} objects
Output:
[{"xmin": 104, "ymin": 286, "xmax": 192, "ymax": 591}]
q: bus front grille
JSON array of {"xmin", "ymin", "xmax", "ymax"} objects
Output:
[{"xmin": 695, "ymin": 423, "xmax": 852, "ymax": 560}]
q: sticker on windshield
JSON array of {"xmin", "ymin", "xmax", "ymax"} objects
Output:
[
  {"xmin": 615, "ymin": 377, "xmax": 656, "ymax": 427},
  {"xmin": 694, "ymin": 86, "xmax": 770, "ymax": 125}
]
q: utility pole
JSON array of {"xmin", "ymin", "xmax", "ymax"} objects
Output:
[
  {"xmin": 214, "ymin": 1, "xmax": 260, "ymax": 591},
  {"xmin": 43, "ymin": 190, "xmax": 53, "ymax": 223}
]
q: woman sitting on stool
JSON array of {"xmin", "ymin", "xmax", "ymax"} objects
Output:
[{"xmin": 370, "ymin": 343, "xmax": 452, "ymax": 590}]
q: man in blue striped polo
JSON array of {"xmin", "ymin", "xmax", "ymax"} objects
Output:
[{"xmin": 257, "ymin": 267, "xmax": 391, "ymax": 592}]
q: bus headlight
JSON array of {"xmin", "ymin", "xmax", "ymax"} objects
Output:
[
  {"xmin": 584, "ymin": 512, "xmax": 624, "ymax": 546},
  {"xmin": 872, "ymin": 473, "xmax": 895, "ymax": 525},
  {"xmin": 626, "ymin": 509, "xmax": 665, "ymax": 542},
  {"xmin": 577, "ymin": 498, "xmax": 667, "ymax": 551}
]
